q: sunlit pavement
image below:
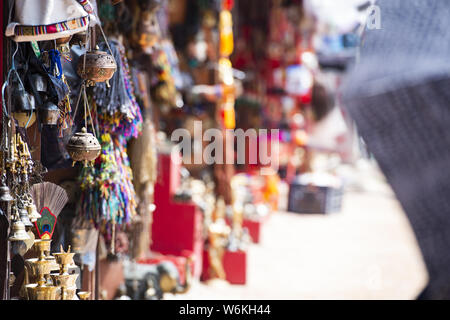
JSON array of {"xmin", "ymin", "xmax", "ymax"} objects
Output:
[{"xmin": 167, "ymin": 165, "xmax": 428, "ymax": 300}]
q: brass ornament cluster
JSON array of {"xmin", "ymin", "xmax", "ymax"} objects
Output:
[
  {"xmin": 4, "ymin": 133, "xmax": 42, "ymax": 242},
  {"xmin": 23, "ymin": 241, "xmax": 91, "ymax": 300}
]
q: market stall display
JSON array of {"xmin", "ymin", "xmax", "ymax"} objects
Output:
[{"xmin": 0, "ymin": 0, "xmax": 356, "ymax": 300}]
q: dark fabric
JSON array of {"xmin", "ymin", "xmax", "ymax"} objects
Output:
[
  {"xmin": 40, "ymin": 46, "xmax": 84, "ymax": 171},
  {"xmin": 342, "ymin": 0, "xmax": 450, "ymax": 299},
  {"xmin": 92, "ymin": 41, "xmax": 133, "ymax": 117},
  {"xmin": 17, "ymin": 43, "xmax": 69, "ymax": 107},
  {"xmin": 41, "ymin": 125, "xmax": 72, "ymax": 169},
  {"xmin": 343, "ymin": 0, "xmax": 450, "ymax": 100}
]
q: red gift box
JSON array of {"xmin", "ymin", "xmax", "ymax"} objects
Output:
[{"xmin": 151, "ymin": 152, "xmax": 204, "ymax": 279}]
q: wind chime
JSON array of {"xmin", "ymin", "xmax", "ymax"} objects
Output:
[
  {"xmin": 66, "ymin": 20, "xmax": 117, "ymax": 167},
  {"xmin": 6, "ymin": 132, "xmax": 45, "ymax": 243},
  {"xmin": 0, "ymin": 45, "xmax": 41, "ymax": 244}
]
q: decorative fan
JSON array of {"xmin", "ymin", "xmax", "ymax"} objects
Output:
[{"xmin": 31, "ymin": 182, "xmax": 68, "ymax": 239}]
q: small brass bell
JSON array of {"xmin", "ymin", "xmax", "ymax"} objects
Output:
[
  {"xmin": 0, "ymin": 185, "xmax": 14, "ymax": 202},
  {"xmin": 39, "ymin": 101, "xmax": 60, "ymax": 126},
  {"xmin": 27, "ymin": 203, "xmax": 41, "ymax": 222},
  {"xmin": 19, "ymin": 207, "xmax": 33, "ymax": 228},
  {"xmin": 65, "ymin": 127, "xmax": 101, "ymax": 166},
  {"xmin": 9, "ymin": 219, "xmax": 31, "ymax": 242}
]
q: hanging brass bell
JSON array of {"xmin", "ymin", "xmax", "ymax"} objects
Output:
[
  {"xmin": 9, "ymin": 219, "xmax": 31, "ymax": 242},
  {"xmin": 27, "ymin": 203, "xmax": 41, "ymax": 222},
  {"xmin": 19, "ymin": 207, "xmax": 33, "ymax": 228},
  {"xmin": 0, "ymin": 185, "xmax": 14, "ymax": 202},
  {"xmin": 39, "ymin": 101, "xmax": 60, "ymax": 126},
  {"xmin": 65, "ymin": 127, "xmax": 101, "ymax": 166},
  {"xmin": 77, "ymin": 48, "xmax": 117, "ymax": 84}
]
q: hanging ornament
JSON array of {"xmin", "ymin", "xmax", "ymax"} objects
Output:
[
  {"xmin": 218, "ymin": 58, "xmax": 236, "ymax": 129},
  {"xmin": 77, "ymin": 23, "xmax": 117, "ymax": 86},
  {"xmin": 26, "ymin": 200, "xmax": 41, "ymax": 222},
  {"xmin": 19, "ymin": 206, "xmax": 33, "ymax": 228},
  {"xmin": 8, "ymin": 219, "xmax": 30, "ymax": 241},
  {"xmin": 66, "ymin": 127, "xmax": 101, "ymax": 166},
  {"xmin": 0, "ymin": 184, "xmax": 14, "ymax": 202},
  {"xmin": 219, "ymin": 10, "xmax": 234, "ymax": 57},
  {"xmin": 77, "ymin": 134, "xmax": 137, "ymax": 227},
  {"xmin": 8, "ymin": 206, "xmax": 31, "ymax": 242},
  {"xmin": 77, "ymin": 47, "xmax": 117, "ymax": 86},
  {"xmin": 67, "ymin": 62, "xmax": 101, "ymax": 166},
  {"xmin": 57, "ymin": 75, "xmax": 73, "ymax": 137},
  {"xmin": 93, "ymin": 40, "xmax": 143, "ymax": 139},
  {"xmin": 0, "ymin": 119, "xmax": 13, "ymax": 203}
]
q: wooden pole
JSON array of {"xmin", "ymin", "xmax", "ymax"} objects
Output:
[{"xmin": 94, "ymin": 231, "xmax": 100, "ymax": 300}]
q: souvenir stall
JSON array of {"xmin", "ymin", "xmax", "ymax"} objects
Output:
[
  {"xmin": 0, "ymin": 0, "xmax": 353, "ymax": 301},
  {"xmin": 0, "ymin": 0, "xmax": 199, "ymax": 300}
]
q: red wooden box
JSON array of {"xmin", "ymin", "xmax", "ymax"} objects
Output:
[{"xmin": 201, "ymin": 249, "xmax": 247, "ymax": 285}]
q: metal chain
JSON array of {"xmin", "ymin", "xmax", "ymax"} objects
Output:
[{"xmin": 93, "ymin": 12, "xmax": 116, "ymax": 65}]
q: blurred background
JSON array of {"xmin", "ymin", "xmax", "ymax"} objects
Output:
[
  {"xmin": 0, "ymin": 0, "xmax": 428, "ymax": 301},
  {"xmin": 154, "ymin": 0, "xmax": 427, "ymax": 300}
]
